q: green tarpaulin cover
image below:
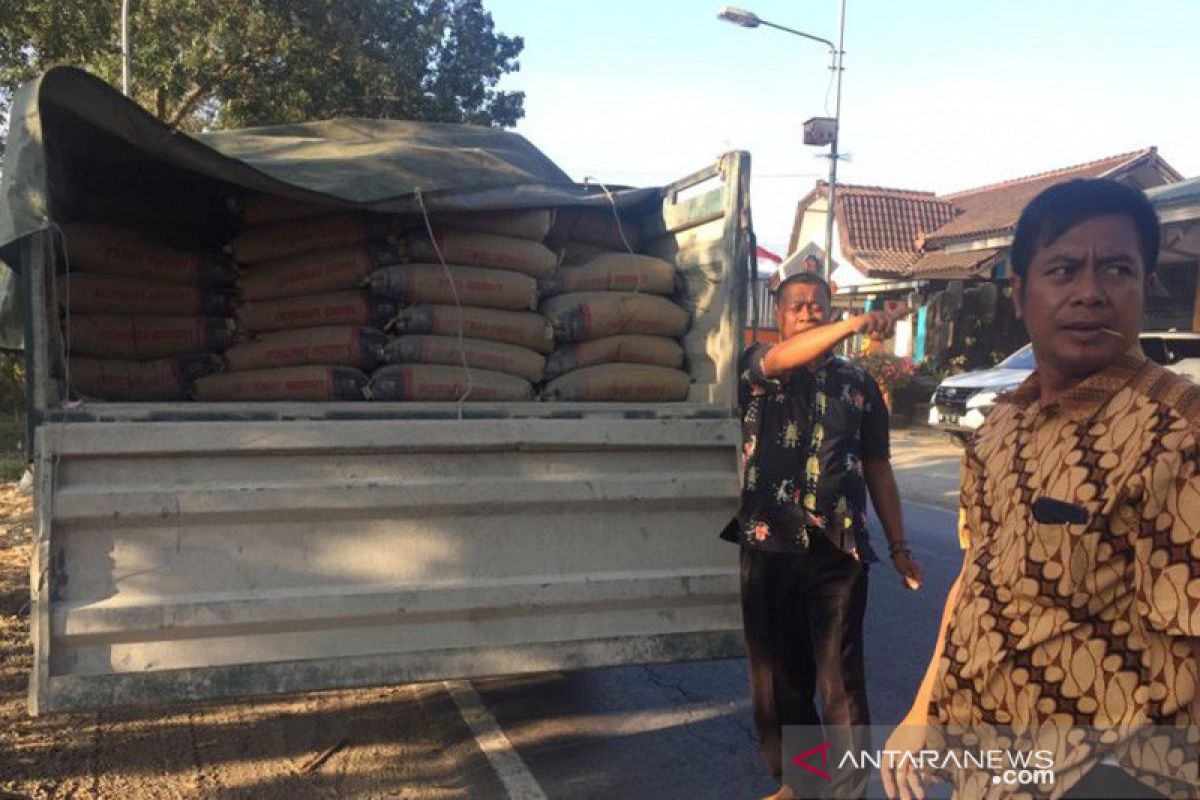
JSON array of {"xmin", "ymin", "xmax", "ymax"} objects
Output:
[{"xmin": 0, "ymin": 67, "xmax": 658, "ymax": 348}]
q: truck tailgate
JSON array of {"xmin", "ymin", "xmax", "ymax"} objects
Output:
[{"xmin": 31, "ymin": 417, "xmax": 741, "ymax": 712}]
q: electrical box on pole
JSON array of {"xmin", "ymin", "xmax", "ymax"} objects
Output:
[{"xmin": 803, "ymin": 117, "xmax": 837, "ymax": 147}]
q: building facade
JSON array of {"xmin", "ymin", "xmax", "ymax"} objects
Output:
[{"xmin": 785, "ymin": 148, "xmax": 1183, "ymax": 369}]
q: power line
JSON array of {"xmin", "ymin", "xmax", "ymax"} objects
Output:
[{"xmin": 574, "ymin": 170, "xmax": 824, "ymax": 180}]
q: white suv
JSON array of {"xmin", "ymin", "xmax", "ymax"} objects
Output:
[{"xmin": 929, "ymin": 334, "xmax": 1200, "ymax": 442}]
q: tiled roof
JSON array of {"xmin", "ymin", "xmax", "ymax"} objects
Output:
[
  {"xmin": 838, "ymin": 185, "xmax": 953, "ymax": 250},
  {"xmin": 787, "ymin": 148, "xmax": 1181, "ymax": 282},
  {"xmin": 925, "ymin": 149, "xmax": 1168, "ymax": 246},
  {"xmin": 909, "ymin": 247, "xmax": 1003, "ymax": 280},
  {"xmin": 847, "ymin": 250, "xmax": 921, "ymax": 276},
  {"xmin": 791, "ymin": 183, "xmax": 958, "ymax": 277}
]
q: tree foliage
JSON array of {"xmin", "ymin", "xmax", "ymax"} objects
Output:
[{"xmin": 0, "ymin": 0, "xmax": 525, "ymax": 134}]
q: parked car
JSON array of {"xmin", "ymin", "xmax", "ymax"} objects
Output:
[
  {"xmin": 929, "ymin": 333, "xmax": 1200, "ymax": 442},
  {"xmin": 929, "ymin": 345, "xmax": 1035, "ymax": 441}
]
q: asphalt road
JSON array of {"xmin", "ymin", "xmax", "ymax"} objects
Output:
[
  {"xmin": 0, "ymin": 432, "xmax": 963, "ymax": 800},
  {"xmin": 465, "ymin": 498, "xmax": 963, "ymax": 800}
]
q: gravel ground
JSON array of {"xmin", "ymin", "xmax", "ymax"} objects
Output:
[{"xmin": 0, "ymin": 484, "xmax": 502, "ymax": 800}]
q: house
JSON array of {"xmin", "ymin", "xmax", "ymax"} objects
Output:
[
  {"xmin": 785, "ymin": 148, "xmax": 1183, "ymax": 367},
  {"xmin": 910, "ymin": 148, "xmax": 1180, "ymax": 281},
  {"xmin": 746, "ymin": 245, "xmax": 783, "ymax": 344},
  {"xmin": 1147, "ymin": 177, "xmax": 1200, "ymax": 331}
]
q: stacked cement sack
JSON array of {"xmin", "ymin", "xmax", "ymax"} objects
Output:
[
  {"xmin": 192, "ymin": 207, "xmax": 406, "ymax": 400},
  {"xmin": 57, "ymin": 223, "xmax": 235, "ymax": 400},
  {"xmin": 538, "ymin": 251, "xmax": 691, "ymax": 402},
  {"xmin": 57, "ymin": 198, "xmax": 695, "ymax": 405},
  {"xmin": 366, "ymin": 210, "xmax": 556, "ymax": 402}
]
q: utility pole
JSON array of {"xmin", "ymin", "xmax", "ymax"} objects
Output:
[
  {"xmin": 121, "ymin": 0, "xmax": 131, "ymax": 96},
  {"xmin": 718, "ymin": 3, "xmax": 848, "ymax": 279},
  {"xmin": 822, "ymin": 0, "xmax": 847, "ymax": 279}
]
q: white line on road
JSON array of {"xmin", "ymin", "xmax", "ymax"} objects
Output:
[
  {"xmin": 900, "ymin": 499, "xmax": 958, "ymax": 517},
  {"xmin": 445, "ymin": 679, "xmax": 548, "ymax": 800}
]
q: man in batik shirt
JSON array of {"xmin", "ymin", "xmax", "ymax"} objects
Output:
[
  {"xmin": 886, "ymin": 180, "xmax": 1200, "ymax": 800},
  {"xmin": 723, "ymin": 271, "xmax": 923, "ymax": 800}
]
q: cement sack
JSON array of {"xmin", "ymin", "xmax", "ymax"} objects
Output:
[
  {"xmin": 367, "ymin": 364, "xmax": 533, "ymax": 402},
  {"xmin": 539, "ymin": 253, "xmax": 679, "ymax": 296},
  {"xmin": 233, "ymin": 195, "xmax": 343, "ymax": 226},
  {"xmin": 433, "ymin": 209, "xmax": 554, "ymax": 241},
  {"xmin": 229, "ymin": 214, "xmax": 391, "ymax": 264},
  {"xmin": 544, "ymin": 334, "xmax": 685, "ymax": 380},
  {"xmin": 63, "ymin": 223, "xmax": 238, "ymax": 286},
  {"xmin": 407, "ymin": 231, "xmax": 558, "ymax": 280},
  {"xmin": 548, "ymin": 207, "xmax": 641, "ymax": 251},
  {"xmin": 366, "ymin": 264, "xmax": 537, "ymax": 311},
  {"xmin": 540, "ymin": 292, "xmax": 689, "ymax": 342},
  {"xmin": 557, "ymin": 240, "xmax": 620, "ymax": 267},
  {"xmin": 237, "ymin": 243, "xmax": 405, "ymax": 301},
  {"xmin": 69, "ymin": 353, "xmax": 222, "ymax": 401},
  {"xmin": 541, "ymin": 364, "xmax": 690, "ymax": 403},
  {"xmin": 60, "ymin": 273, "xmax": 234, "ymax": 316},
  {"xmin": 223, "ymin": 326, "xmax": 388, "ymax": 372},
  {"xmin": 384, "ymin": 335, "xmax": 545, "ymax": 383},
  {"xmin": 235, "ymin": 291, "xmax": 401, "ymax": 333},
  {"xmin": 69, "ymin": 315, "xmax": 237, "ymax": 360},
  {"xmin": 193, "ymin": 366, "xmax": 368, "ymax": 401},
  {"xmin": 391, "ymin": 304, "xmax": 554, "ymax": 354}
]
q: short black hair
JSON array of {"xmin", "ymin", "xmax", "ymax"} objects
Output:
[
  {"xmin": 1009, "ymin": 178, "xmax": 1160, "ymax": 282},
  {"xmin": 773, "ymin": 271, "xmax": 832, "ymax": 305}
]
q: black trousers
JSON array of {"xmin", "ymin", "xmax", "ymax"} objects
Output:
[
  {"xmin": 1061, "ymin": 766, "xmax": 1169, "ymax": 799},
  {"xmin": 740, "ymin": 536, "xmax": 871, "ymax": 797}
]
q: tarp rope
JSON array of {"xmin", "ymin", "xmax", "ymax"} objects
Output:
[
  {"xmin": 414, "ymin": 189, "xmax": 473, "ymax": 418},
  {"xmin": 584, "ymin": 177, "xmax": 645, "ymax": 334}
]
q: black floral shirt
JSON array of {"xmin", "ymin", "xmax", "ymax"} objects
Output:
[{"xmin": 721, "ymin": 343, "xmax": 890, "ymax": 560}]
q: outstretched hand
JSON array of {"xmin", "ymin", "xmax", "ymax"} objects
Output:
[{"xmin": 852, "ymin": 305, "xmax": 913, "ymax": 340}]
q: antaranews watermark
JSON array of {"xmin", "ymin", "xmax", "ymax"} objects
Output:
[
  {"xmin": 836, "ymin": 747, "xmax": 1055, "ymax": 790},
  {"xmin": 782, "ymin": 724, "xmax": 1197, "ymax": 799}
]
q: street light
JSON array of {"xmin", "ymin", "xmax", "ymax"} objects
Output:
[
  {"xmin": 716, "ymin": 6, "xmax": 761, "ymax": 27},
  {"xmin": 718, "ymin": 4, "xmax": 847, "ymax": 279}
]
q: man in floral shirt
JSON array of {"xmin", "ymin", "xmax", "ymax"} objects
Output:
[{"xmin": 722, "ymin": 271, "xmax": 923, "ymax": 799}]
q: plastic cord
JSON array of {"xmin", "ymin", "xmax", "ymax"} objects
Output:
[
  {"xmin": 583, "ymin": 177, "xmax": 644, "ymax": 334},
  {"xmin": 414, "ymin": 189, "xmax": 473, "ymax": 417},
  {"xmin": 583, "ymin": 176, "xmax": 642, "ymax": 289}
]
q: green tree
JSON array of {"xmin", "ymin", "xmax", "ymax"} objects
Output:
[{"xmin": 0, "ymin": 0, "xmax": 524, "ymax": 135}]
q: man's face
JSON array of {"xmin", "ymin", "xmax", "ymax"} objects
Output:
[
  {"xmin": 1012, "ymin": 213, "xmax": 1145, "ymax": 381},
  {"xmin": 776, "ymin": 281, "xmax": 830, "ymax": 340}
]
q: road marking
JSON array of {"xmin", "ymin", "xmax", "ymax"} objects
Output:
[
  {"xmin": 445, "ymin": 679, "xmax": 548, "ymax": 800},
  {"xmin": 901, "ymin": 499, "xmax": 958, "ymax": 517}
]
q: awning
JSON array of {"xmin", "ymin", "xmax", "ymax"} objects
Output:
[
  {"xmin": 1149, "ymin": 177, "xmax": 1200, "ymax": 225},
  {"xmin": 908, "ymin": 247, "xmax": 1002, "ymax": 280}
]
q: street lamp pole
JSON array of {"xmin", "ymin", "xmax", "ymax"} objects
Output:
[
  {"xmin": 823, "ymin": 0, "xmax": 847, "ymax": 280},
  {"xmin": 717, "ymin": 4, "xmax": 847, "ymax": 279}
]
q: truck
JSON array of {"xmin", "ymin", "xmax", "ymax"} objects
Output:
[{"xmin": 0, "ymin": 68, "xmax": 755, "ymax": 714}]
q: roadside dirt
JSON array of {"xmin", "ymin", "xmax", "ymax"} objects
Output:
[{"xmin": 0, "ymin": 484, "xmax": 501, "ymax": 800}]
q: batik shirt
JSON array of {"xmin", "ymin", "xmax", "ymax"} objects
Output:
[
  {"xmin": 928, "ymin": 349, "xmax": 1200, "ymax": 798},
  {"xmin": 724, "ymin": 342, "xmax": 890, "ymax": 559}
]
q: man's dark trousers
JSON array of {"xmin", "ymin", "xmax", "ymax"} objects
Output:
[{"xmin": 740, "ymin": 534, "xmax": 871, "ymax": 798}]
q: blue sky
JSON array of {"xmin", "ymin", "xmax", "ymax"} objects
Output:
[{"xmin": 486, "ymin": 0, "xmax": 1200, "ymax": 256}]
